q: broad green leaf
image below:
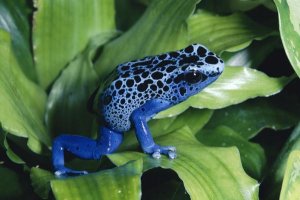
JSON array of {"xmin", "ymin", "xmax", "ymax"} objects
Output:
[
  {"xmin": 95, "ymin": 0, "xmax": 199, "ymax": 79},
  {"xmin": 204, "ymin": 98, "xmax": 300, "ymax": 139},
  {"xmin": 46, "ymin": 32, "xmax": 116, "ymax": 138},
  {"xmin": 188, "ymin": 10, "xmax": 276, "ymax": 53},
  {"xmin": 33, "ymin": 0, "xmax": 116, "ymax": 88},
  {"xmin": 222, "ymin": 37, "xmax": 280, "ymax": 68},
  {"xmin": 0, "ymin": 0, "xmax": 36, "ymax": 82},
  {"xmin": 196, "ymin": 126, "xmax": 266, "ymax": 179},
  {"xmin": 280, "ymin": 150, "xmax": 300, "ymax": 200},
  {"xmin": 136, "ymin": 0, "xmax": 151, "ymax": 5},
  {"xmin": 109, "ymin": 127, "xmax": 259, "ymax": 200},
  {"xmin": 115, "ymin": 0, "xmax": 146, "ymax": 31},
  {"xmin": 158, "ymin": 66, "xmax": 292, "ymax": 118},
  {"xmin": 263, "ymin": 0, "xmax": 277, "ymax": 12},
  {"xmin": 0, "ymin": 128, "xmax": 24, "ymax": 164},
  {"xmin": 51, "ymin": 160, "xmax": 143, "ymax": 200},
  {"xmin": 263, "ymin": 123, "xmax": 300, "ymax": 200},
  {"xmin": 274, "ymin": 0, "xmax": 300, "ymax": 77},
  {"xmin": 199, "ymin": 0, "xmax": 266, "ymax": 13},
  {"xmin": 0, "ymin": 166, "xmax": 24, "ymax": 199},
  {"xmin": 30, "ymin": 167, "xmax": 55, "ymax": 199},
  {"xmin": 120, "ymin": 109, "xmax": 213, "ymax": 151},
  {"xmin": 0, "ymin": 30, "xmax": 50, "ymax": 154}
]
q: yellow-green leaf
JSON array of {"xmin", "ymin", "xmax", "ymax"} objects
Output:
[
  {"xmin": 274, "ymin": 0, "xmax": 300, "ymax": 77},
  {"xmin": 280, "ymin": 150, "xmax": 300, "ymax": 200},
  {"xmin": 188, "ymin": 10, "xmax": 276, "ymax": 53},
  {"xmin": 0, "ymin": 30, "xmax": 50, "ymax": 153},
  {"xmin": 51, "ymin": 160, "xmax": 143, "ymax": 200},
  {"xmin": 0, "ymin": 0, "xmax": 36, "ymax": 81},
  {"xmin": 33, "ymin": 0, "xmax": 116, "ymax": 88},
  {"xmin": 95, "ymin": 0, "xmax": 199, "ymax": 80},
  {"xmin": 46, "ymin": 32, "xmax": 117, "ymax": 138},
  {"xmin": 157, "ymin": 66, "xmax": 292, "ymax": 118},
  {"xmin": 197, "ymin": 126, "xmax": 266, "ymax": 179},
  {"xmin": 263, "ymin": 123, "xmax": 300, "ymax": 200},
  {"xmin": 109, "ymin": 127, "xmax": 259, "ymax": 200}
]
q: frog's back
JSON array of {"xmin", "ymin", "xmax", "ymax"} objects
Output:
[
  {"xmin": 99, "ymin": 44, "xmax": 223, "ymax": 132},
  {"xmin": 99, "ymin": 54, "xmax": 177, "ymax": 132}
]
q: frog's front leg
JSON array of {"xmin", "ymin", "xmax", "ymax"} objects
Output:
[
  {"xmin": 52, "ymin": 126, "xmax": 123, "ymax": 177},
  {"xmin": 131, "ymin": 99, "xmax": 176, "ymax": 159}
]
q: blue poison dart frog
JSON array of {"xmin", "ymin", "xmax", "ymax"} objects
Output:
[{"xmin": 52, "ymin": 44, "xmax": 224, "ymax": 176}]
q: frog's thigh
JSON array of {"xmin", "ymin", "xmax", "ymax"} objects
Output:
[
  {"xmin": 130, "ymin": 99, "xmax": 171, "ymax": 152},
  {"xmin": 52, "ymin": 127, "xmax": 123, "ymax": 168}
]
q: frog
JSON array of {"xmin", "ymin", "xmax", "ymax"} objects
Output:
[{"xmin": 52, "ymin": 44, "xmax": 225, "ymax": 176}]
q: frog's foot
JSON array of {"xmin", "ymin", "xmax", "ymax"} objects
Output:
[
  {"xmin": 55, "ymin": 166, "xmax": 88, "ymax": 177},
  {"xmin": 147, "ymin": 145, "xmax": 177, "ymax": 160}
]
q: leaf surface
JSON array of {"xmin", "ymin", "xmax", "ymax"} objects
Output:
[
  {"xmin": 0, "ymin": 30, "xmax": 50, "ymax": 153},
  {"xmin": 188, "ymin": 10, "xmax": 276, "ymax": 53},
  {"xmin": 157, "ymin": 66, "xmax": 292, "ymax": 118},
  {"xmin": 46, "ymin": 32, "xmax": 116, "ymax": 137},
  {"xmin": 30, "ymin": 168, "xmax": 55, "ymax": 199},
  {"xmin": 0, "ymin": 166, "xmax": 24, "ymax": 199},
  {"xmin": 204, "ymin": 97, "xmax": 300, "ymax": 139},
  {"xmin": 33, "ymin": 0, "xmax": 116, "ymax": 88},
  {"xmin": 51, "ymin": 160, "xmax": 143, "ymax": 200},
  {"xmin": 263, "ymin": 123, "xmax": 300, "ymax": 199},
  {"xmin": 109, "ymin": 127, "xmax": 259, "ymax": 200},
  {"xmin": 95, "ymin": 0, "xmax": 199, "ymax": 79},
  {"xmin": 280, "ymin": 150, "xmax": 300, "ymax": 200},
  {"xmin": 0, "ymin": 0, "xmax": 36, "ymax": 81},
  {"xmin": 197, "ymin": 126, "xmax": 266, "ymax": 179},
  {"xmin": 274, "ymin": 0, "xmax": 300, "ymax": 77}
]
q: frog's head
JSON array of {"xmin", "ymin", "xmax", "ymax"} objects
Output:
[{"xmin": 175, "ymin": 44, "xmax": 224, "ymax": 99}]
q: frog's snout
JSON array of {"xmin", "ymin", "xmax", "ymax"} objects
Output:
[{"xmin": 199, "ymin": 55, "xmax": 225, "ymax": 77}]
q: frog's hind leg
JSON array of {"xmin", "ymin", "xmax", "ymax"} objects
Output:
[{"xmin": 52, "ymin": 126, "xmax": 123, "ymax": 177}]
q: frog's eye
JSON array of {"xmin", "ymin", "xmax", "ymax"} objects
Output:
[{"xmin": 184, "ymin": 70, "xmax": 202, "ymax": 84}]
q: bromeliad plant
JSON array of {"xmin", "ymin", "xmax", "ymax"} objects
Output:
[{"xmin": 0, "ymin": 0, "xmax": 300, "ymax": 199}]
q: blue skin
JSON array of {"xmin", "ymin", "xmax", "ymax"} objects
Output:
[{"xmin": 52, "ymin": 44, "xmax": 225, "ymax": 176}]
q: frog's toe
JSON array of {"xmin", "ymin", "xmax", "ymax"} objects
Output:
[
  {"xmin": 55, "ymin": 167, "xmax": 88, "ymax": 177},
  {"xmin": 150, "ymin": 145, "xmax": 176, "ymax": 159},
  {"xmin": 168, "ymin": 151, "xmax": 177, "ymax": 159},
  {"xmin": 152, "ymin": 151, "xmax": 162, "ymax": 159}
]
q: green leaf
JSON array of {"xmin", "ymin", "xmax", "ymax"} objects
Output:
[
  {"xmin": 115, "ymin": 0, "xmax": 146, "ymax": 31},
  {"xmin": 0, "ymin": 30, "xmax": 50, "ymax": 154},
  {"xmin": 46, "ymin": 32, "xmax": 117, "ymax": 137},
  {"xmin": 0, "ymin": 129, "xmax": 24, "ymax": 164},
  {"xmin": 120, "ymin": 109, "xmax": 213, "ymax": 151},
  {"xmin": 0, "ymin": 166, "xmax": 24, "ymax": 199},
  {"xmin": 109, "ymin": 127, "xmax": 259, "ymax": 200},
  {"xmin": 51, "ymin": 160, "xmax": 143, "ymax": 200},
  {"xmin": 95, "ymin": 0, "xmax": 199, "ymax": 79},
  {"xmin": 263, "ymin": 123, "xmax": 300, "ymax": 200},
  {"xmin": 33, "ymin": 0, "xmax": 116, "ymax": 88},
  {"xmin": 204, "ymin": 98, "xmax": 300, "ymax": 139},
  {"xmin": 274, "ymin": 0, "xmax": 300, "ymax": 77},
  {"xmin": 279, "ymin": 150, "xmax": 300, "ymax": 200},
  {"xmin": 0, "ymin": 0, "xmax": 36, "ymax": 82},
  {"xmin": 222, "ymin": 37, "xmax": 280, "ymax": 68},
  {"xmin": 158, "ymin": 66, "xmax": 292, "ymax": 118},
  {"xmin": 199, "ymin": 0, "xmax": 266, "ymax": 13},
  {"xmin": 188, "ymin": 10, "xmax": 276, "ymax": 53},
  {"xmin": 196, "ymin": 126, "xmax": 266, "ymax": 179},
  {"xmin": 30, "ymin": 167, "xmax": 55, "ymax": 199}
]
